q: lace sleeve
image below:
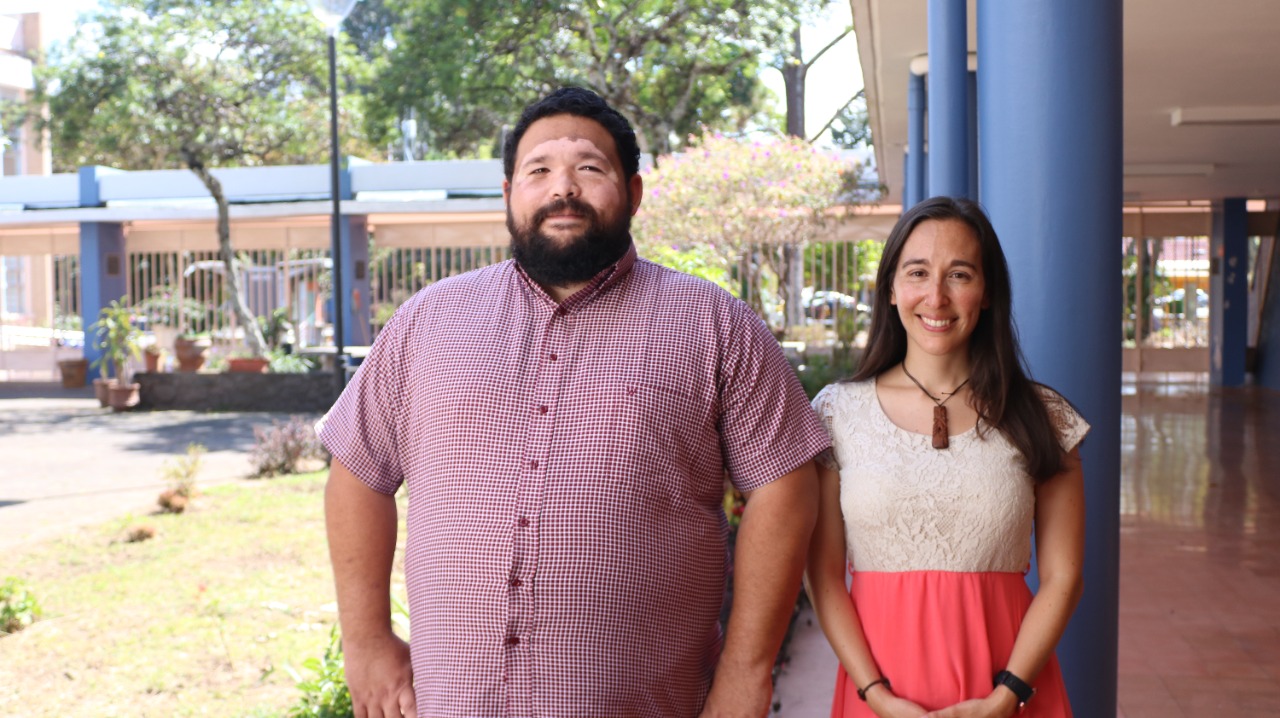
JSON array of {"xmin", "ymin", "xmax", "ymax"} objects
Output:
[
  {"xmin": 811, "ymin": 384, "xmax": 840, "ymax": 470},
  {"xmin": 1036, "ymin": 385, "xmax": 1090, "ymax": 453}
]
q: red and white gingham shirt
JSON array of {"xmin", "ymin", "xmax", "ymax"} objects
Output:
[{"xmin": 320, "ymin": 245, "xmax": 829, "ymax": 717}]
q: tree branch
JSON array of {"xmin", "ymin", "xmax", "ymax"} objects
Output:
[
  {"xmin": 803, "ymin": 26, "xmax": 853, "ymax": 71},
  {"xmin": 807, "ymin": 88, "xmax": 865, "ymax": 144}
]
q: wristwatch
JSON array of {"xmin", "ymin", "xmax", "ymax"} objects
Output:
[{"xmin": 993, "ymin": 670, "xmax": 1035, "ymax": 710}]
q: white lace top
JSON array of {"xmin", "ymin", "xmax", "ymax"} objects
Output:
[{"xmin": 812, "ymin": 380, "xmax": 1089, "ymax": 574}]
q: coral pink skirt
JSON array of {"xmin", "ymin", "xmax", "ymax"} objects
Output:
[{"xmin": 831, "ymin": 571, "xmax": 1072, "ymax": 717}]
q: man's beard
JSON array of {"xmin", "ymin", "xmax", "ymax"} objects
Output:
[{"xmin": 507, "ymin": 197, "xmax": 633, "ymax": 288}]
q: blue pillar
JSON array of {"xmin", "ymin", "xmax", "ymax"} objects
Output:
[
  {"xmin": 968, "ymin": 70, "xmax": 979, "ymax": 203},
  {"xmin": 1210, "ymin": 198, "xmax": 1248, "ymax": 387},
  {"xmin": 78, "ymin": 166, "xmax": 127, "ymax": 373},
  {"xmin": 907, "ymin": 71, "xmax": 927, "ymax": 209},
  {"xmin": 339, "ymin": 215, "xmax": 372, "ymax": 347},
  {"xmin": 1257, "ymin": 226, "xmax": 1280, "ymax": 390},
  {"xmin": 978, "ymin": 2, "xmax": 1122, "ymax": 716},
  {"xmin": 927, "ymin": 0, "xmax": 969, "ymax": 198}
]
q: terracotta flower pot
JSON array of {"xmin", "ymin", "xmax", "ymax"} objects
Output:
[
  {"xmin": 107, "ymin": 382, "xmax": 141, "ymax": 412},
  {"xmin": 58, "ymin": 359, "xmax": 90, "ymax": 388},
  {"xmin": 93, "ymin": 377, "xmax": 117, "ymax": 408},
  {"xmin": 144, "ymin": 349, "xmax": 161, "ymax": 373},
  {"xmin": 173, "ymin": 337, "xmax": 209, "ymax": 372},
  {"xmin": 227, "ymin": 357, "xmax": 270, "ymax": 373}
]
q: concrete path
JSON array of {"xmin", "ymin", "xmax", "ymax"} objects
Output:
[{"xmin": 0, "ymin": 382, "xmax": 321, "ymax": 550}]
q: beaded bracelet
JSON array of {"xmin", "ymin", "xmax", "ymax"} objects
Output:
[{"xmin": 856, "ymin": 676, "xmax": 891, "ymax": 701}]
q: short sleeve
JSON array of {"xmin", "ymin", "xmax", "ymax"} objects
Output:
[
  {"xmin": 717, "ymin": 300, "xmax": 832, "ymax": 492},
  {"xmin": 1036, "ymin": 385, "xmax": 1090, "ymax": 453},
  {"xmin": 316, "ymin": 299, "xmax": 414, "ymax": 495},
  {"xmin": 810, "ymin": 384, "xmax": 841, "ymax": 471}
]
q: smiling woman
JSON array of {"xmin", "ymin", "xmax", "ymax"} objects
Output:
[{"xmin": 806, "ymin": 196, "xmax": 1089, "ymax": 718}]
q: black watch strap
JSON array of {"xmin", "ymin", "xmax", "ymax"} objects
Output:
[{"xmin": 993, "ymin": 670, "xmax": 1036, "ymax": 706}]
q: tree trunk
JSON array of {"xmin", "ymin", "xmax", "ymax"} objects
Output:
[
  {"xmin": 184, "ymin": 155, "xmax": 269, "ymax": 357},
  {"xmin": 780, "ymin": 27, "xmax": 808, "ymax": 335}
]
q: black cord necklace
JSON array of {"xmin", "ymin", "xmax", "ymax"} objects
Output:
[{"xmin": 901, "ymin": 363, "xmax": 971, "ymax": 449}]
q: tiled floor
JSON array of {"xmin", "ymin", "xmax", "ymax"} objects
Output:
[
  {"xmin": 1116, "ymin": 383, "xmax": 1280, "ymax": 717},
  {"xmin": 773, "ymin": 381, "xmax": 1280, "ymax": 717}
]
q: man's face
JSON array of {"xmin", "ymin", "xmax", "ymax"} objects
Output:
[{"xmin": 503, "ymin": 114, "xmax": 644, "ymax": 288}]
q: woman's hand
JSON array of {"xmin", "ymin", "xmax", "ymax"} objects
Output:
[
  {"xmin": 866, "ymin": 688, "xmax": 929, "ymax": 718},
  {"xmin": 921, "ymin": 689, "xmax": 1019, "ymax": 718}
]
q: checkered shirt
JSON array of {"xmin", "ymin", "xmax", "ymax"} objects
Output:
[{"xmin": 319, "ymin": 245, "xmax": 830, "ymax": 717}]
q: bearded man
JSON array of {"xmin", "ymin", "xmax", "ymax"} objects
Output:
[{"xmin": 320, "ymin": 87, "xmax": 829, "ymax": 718}]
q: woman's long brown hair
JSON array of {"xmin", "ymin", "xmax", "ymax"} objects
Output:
[{"xmin": 850, "ymin": 196, "xmax": 1066, "ymax": 482}]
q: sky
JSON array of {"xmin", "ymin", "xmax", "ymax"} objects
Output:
[{"xmin": 18, "ymin": 0, "xmax": 864, "ymax": 148}]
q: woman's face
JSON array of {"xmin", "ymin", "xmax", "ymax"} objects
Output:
[{"xmin": 890, "ymin": 218, "xmax": 988, "ymax": 361}]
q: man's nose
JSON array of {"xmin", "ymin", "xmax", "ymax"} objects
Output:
[{"xmin": 551, "ymin": 171, "xmax": 580, "ymax": 198}]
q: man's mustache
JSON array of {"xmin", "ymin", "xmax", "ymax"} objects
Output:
[{"xmin": 532, "ymin": 198, "xmax": 598, "ymax": 227}]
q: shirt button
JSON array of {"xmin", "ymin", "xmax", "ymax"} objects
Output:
[
  {"xmin": 529, "ymin": 459, "xmax": 539, "ymax": 470},
  {"xmin": 509, "ymin": 577, "xmax": 523, "ymax": 587},
  {"xmin": 517, "ymin": 516, "xmax": 530, "ymax": 527},
  {"xmin": 549, "ymin": 353, "xmax": 558, "ymax": 361},
  {"xmin": 537, "ymin": 405, "xmax": 548, "ymax": 415},
  {"xmin": 506, "ymin": 635, "xmax": 520, "ymax": 646}
]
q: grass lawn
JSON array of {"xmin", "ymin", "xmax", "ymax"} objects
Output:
[{"xmin": 0, "ymin": 471, "xmax": 406, "ymax": 718}]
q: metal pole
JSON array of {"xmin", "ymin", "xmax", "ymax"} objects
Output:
[{"xmin": 328, "ymin": 33, "xmax": 346, "ymax": 391}]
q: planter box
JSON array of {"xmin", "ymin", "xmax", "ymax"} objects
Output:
[{"xmin": 136, "ymin": 371, "xmax": 340, "ymax": 412}]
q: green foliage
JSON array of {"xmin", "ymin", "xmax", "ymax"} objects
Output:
[
  {"xmin": 163, "ymin": 443, "xmax": 206, "ymax": 498},
  {"xmin": 792, "ymin": 349, "xmax": 861, "ymax": 400},
  {"xmin": 285, "ymin": 625, "xmax": 353, "ymax": 718},
  {"xmin": 362, "ymin": 0, "xmax": 813, "ymax": 157},
  {"xmin": 0, "ymin": 577, "xmax": 42, "ymax": 635},
  {"xmin": 37, "ymin": 0, "xmax": 340, "ymax": 172},
  {"xmin": 90, "ymin": 296, "xmax": 143, "ymax": 382},
  {"xmin": 640, "ymin": 244, "xmax": 734, "ymax": 293},
  {"xmin": 269, "ymin": 350, "xmax": 318, "ymax": 374}
]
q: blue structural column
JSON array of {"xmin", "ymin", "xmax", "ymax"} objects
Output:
[
  {"xmin": 978, "ymin": 2, "xmax": 1122, "ymax": 716},
  {"xmin": 78, "ymin": 166, "xmax": 127, "ymax": 371},
  {"xmin": 1257, "ymin": 221, "xmax": 1280, "ymax": 390},
  {"xmin": 906, "ymin": 70, "xmax": 927, "ymax": 209},
  {"xmin": 339, "ymin": 215, "xmax": 372, "ymax": 347},
  {"xmin": 336, "ymin": 158, "xmax": 371, "ymax": 348},
  {"xmin": 1210, "ymin": 198, "xmax": 1248, "ymax": 386},
  {"xmin": 927, "ymin": 0, "xmax": 969, "ymax": 199},
  {"xmin": 967, "ymin": 70, "xmax": 979, "ymax": 202}
]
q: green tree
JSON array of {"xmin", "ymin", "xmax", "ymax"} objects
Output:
[
  {"xmin": 634, "ymin": 130, "xmax": 858, "ymax": 335},
  {"xmin": 33, "ymin": 0, "xmax": 370, "ymax": 355},
  {"xmin": 362, "ymin": 0, "xmax": 811, "ymax": 159}
]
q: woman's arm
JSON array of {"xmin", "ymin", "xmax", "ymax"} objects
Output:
[
  {"xmin": 806, "ymin": 465, "xmax": 926, "ymax": 718},
  {"xmin": 924, "ymin": 448, "xmax": 1086, "ymax": 718}
]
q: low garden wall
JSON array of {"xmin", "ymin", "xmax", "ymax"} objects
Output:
[{"xmin": 136, "ymin": 371, "xmax": 340, "ymax": 412}]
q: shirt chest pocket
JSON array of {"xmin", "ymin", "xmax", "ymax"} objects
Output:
[{"xmin": 605, "ymin": 380, "xmax": 711, "ymax": 502}]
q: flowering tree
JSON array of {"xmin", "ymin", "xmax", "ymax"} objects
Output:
[{"xmin": 634, "ymin": 131, "xmax": 854, "ymax": 334}]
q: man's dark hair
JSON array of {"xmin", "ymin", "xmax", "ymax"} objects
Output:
[{"xmin": 502, "ymin": 87, "xmax": 641, "ymax": 180}]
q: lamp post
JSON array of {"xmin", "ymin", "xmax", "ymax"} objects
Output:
[{"xmin": 309, "ymin": 0, "xmax": 360, "ymax": 393}]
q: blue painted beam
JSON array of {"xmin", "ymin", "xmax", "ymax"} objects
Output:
[
  {"xmin": 978, "ymin": 2, "xmax": 1123, "ymax": 716},
  {"xmin": 907, "ymin": 71, "xmax": 927, "ymax": 209},
  {"xmin": 927, "ymin": 0, "xmax": 969, "ymax": 199},
  {"xmin": 1211, "ymin": 198, "xmax": 1248, "ymax": 386}
]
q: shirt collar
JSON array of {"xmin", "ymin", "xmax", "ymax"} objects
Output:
[{"xmin": 515, "ymin": 242, "xmax": 637, "ymax": 313}]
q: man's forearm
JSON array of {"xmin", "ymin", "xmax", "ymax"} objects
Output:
[
  {"xmin": 719, "ymin": 462, "xmax": 820, "ymax": 673},
  {"xmin": 325, "ymin": 458, "xmax": 400, "ymax": 642}
]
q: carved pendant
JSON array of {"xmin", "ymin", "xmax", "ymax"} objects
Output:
[{"xmin": 932, "ymin": 405, "xmax": 949, "ymax": 449}]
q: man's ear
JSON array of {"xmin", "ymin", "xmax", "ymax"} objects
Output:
[
  {"xmin": 628, "ymin": 174, "xmax": 644, "ymax": 216},
  {"xmin": 502, "ymin": 179, "xmax": 511, "ymax": 204}
]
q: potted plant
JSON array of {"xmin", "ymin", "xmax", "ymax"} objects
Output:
[
  {"xmin": 143, "ymin": 344, "xmax": 162, "ymax": 373},
  {"xmin": 90, "ymin": 297, "xmax": 144, "ymax": 412},
  {"xmin": 173, "ymin": 333, "xmax": 211, "ymax": 372},
  {"xmin": 226, "ymin": 350, "xmax": 270, "ymax": 373},
  {"xmin": 57, "ymin": 357, "xmax": 90, "ymax": 388}
]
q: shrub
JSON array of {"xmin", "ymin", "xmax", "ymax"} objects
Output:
[
  {"xmin": 251, "ymin": 416, "xmax": 330, "ymax": 478},
  {"xmin": 285, "ymin": 625, "xmax": 352, "ymax": 718},
  {"xmin": 0, "ymin": 577, "xmax": 43, "ymax": 635},
  {"xmin": 158, "ymin": 443, "xmax": 206, "ymax": 513}
]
